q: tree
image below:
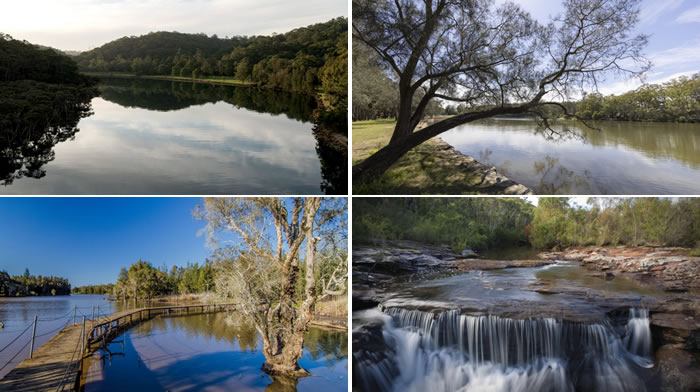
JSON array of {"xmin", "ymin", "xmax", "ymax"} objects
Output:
[
  {"xmin": 235, "ymin": 58, "xmax": 251, "ymax": 80},
  {"xmin": 196, "ymin": 197, "xmax": 347, "ymax": 379},
  {"xmin": 352, "ymin": 0, "xmax": 650, "ymax": 183}
]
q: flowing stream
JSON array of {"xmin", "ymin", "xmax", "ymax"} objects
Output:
[
  {"xmin": 354, "ymin": 307, "xmax": 655, "ymax": 392},
  {"xmin": 353, "ymin": 258, "xmax": 669, "ymax": 392}
]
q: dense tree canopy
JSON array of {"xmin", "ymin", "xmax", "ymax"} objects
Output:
[
  {"xmin": 111, "ymin": 259, "xmax": 215, "ymax": 299},
  {"xmin": 352, "ymin": 0, "xmax": 651, "ymax": 183},
  {"xmin": 353, "ymin": 197, "xmax": 535, "ymax": 251},
  {"xmin": 576, "ymin": 74, "xmax": 700, "ymax": 122},
  {"xmin": 0, "ymin": 269, "xmax": 71, "ymax": 297},
  {"xmin": 76, "ymin": 18, "xmax": 347, "ymax": 98},
  {"xmin": 529, "ymin": 197, "xmax": 700, "ymax": 249},
  {"xmin": 354, "ymin": 197, "xmax": 700, "ymax": 252},
  {"xmin": 72, "ymin": 283, "xmax": 114, "ymax": 295}
]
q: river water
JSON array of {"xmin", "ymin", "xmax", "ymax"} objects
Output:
[
  {"xmin": 440, "ymin": 118, "xmax": 700, "ymax": 194},
  {"xmin": 0, "ymin": 77, "xmax": 346, "ymax": 195},
  {"xmin": 0, "ymin": 294, "xmax": 114, "ymax": 378},
  {"xmin": 353, "ymin": 260, "xmax": 666, "ymax": 392},
  {"xmin": 81, "ymin": 312, "xmax": 347, "ymax": 391}
]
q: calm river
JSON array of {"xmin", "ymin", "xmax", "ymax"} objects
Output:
[
  {"xmin": 0, "ymin": 295, "xmax": 114, "ymax": 378},
  {"xmin": 0, "ymin": 77, "xmax": 346, "ymax": 195},
  {"xmin": 440, "ymin": 118, "xmax": 700, "ymax": 194},
  {"xmin": 80, "ymin": 312, "xmax": 348, "ymax": 391}
]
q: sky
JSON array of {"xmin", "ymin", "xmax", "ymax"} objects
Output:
[
  {"xmin": 0, "ymin": 0, "xmax": 347, "ymax": 51},
  {"xmin": 0, "ymin": 198, "xmax": 211, "ymax": 286},
  {"xmin": 505, "ymin": 0, "xmax": 700, "ymax": 94}
]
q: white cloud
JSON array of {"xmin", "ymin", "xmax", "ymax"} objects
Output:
[
  {"xmin": 639, "ymin": 0, "xmax": 685, "ymax": 25},
  {"xmin": 0, "ymin": 0, "xmax": 347, "ymax": 50},
  {"xmin": 677, "ymin": 5, "xmax": 700, "ymax": 23}
]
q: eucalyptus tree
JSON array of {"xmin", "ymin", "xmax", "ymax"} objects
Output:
[
  {"xmin": 196, "ymin": 197, "xmax": 347, "ymax": 378},
  {"xmin": 352, "ymin": 0, "xmax": 650, "ymax": 183}
]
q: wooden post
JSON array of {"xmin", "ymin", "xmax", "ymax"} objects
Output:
[
  {"xmin": 73, "ymin": 305, "xmax": 77, "ymax": 325},
  {"xmin": 28, "ymin": 315, "xmax": 38, "ymax": 359},
  {"xmin": 91, "ymin": 306, "xmax": 95, "ymax": 321},
  {"xmin": 81, "ymin": 317, "xmax": 86, "ymax": 356}
]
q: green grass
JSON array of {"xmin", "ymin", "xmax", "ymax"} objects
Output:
[
  {"xmin": 83, "ymin": 72, "xmax": 255, "ymax": 86},
  {"xmin": 352, "ymin": 119, "xmax": 488, "ymax": 195},
  {"xmin": 689, "ymin": 248, "xmax": 700, "ymax": 257}
]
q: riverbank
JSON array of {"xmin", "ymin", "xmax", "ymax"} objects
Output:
[
  {"xmin": 82, "ymin": 72, "xmax": 256, "ymax": 87},
  {"xmin": 112, "ymin": 292, "xmax": 348, "ymax": 328},
  {"xmin": 538, "ymin": 246, "xmax": 700, "ymax": 293},
  {"xmin": 352, "ymin": 119, "xmax": 533, "ymax": 195}
]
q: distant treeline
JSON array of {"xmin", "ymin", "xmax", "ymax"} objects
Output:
[
  {"xmin": 354, "ymin": 198, "xmax": 700, "ymax": 252},
  {"xmin": 111, "ymin": 254, "xmax": 344, "ymax": 302},
  {"xmin": 353, "ymin": 198, "xmax": 534, "ymax": 251},
  {"xmin": 112, "ymin": 259, "xmax": 215, "ymax": 299},
  {"xmin": 72, "ymin": 284, "xmax": 114, "ymax": 295},
  {"xmin": 530, "ymin": 198, "xmax": 700, "ymax": 250},
  {"xmin": 575, "ymin": 74, "xmax": 700, "ymax": 122},
  {"xmin": 0, "ymin": 269, "xmax": 71, "ymax": 297},
  {"xmin": 75, "ymin": 18, "xmax": 347, "ymax": 100}
]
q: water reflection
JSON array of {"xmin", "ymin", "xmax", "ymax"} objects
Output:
[
  {"xmin": 1, "ymin": 78, "xmax": 346, "ymax": 195},
  {"xmin": 81, "ymin": 312, "xmax": 347, "ymax": 392},
  {"xmin": 441, "ymin": 118, "xmax": 700, "ymax": 194},
  {"xmin": 0, "ymin": 85, "xmax": 96, "ymax": 186}
]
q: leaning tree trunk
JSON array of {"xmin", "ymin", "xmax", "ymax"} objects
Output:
[{"xmin": 352, "ymin": 103, "xmax": 540, "ymax": 185}]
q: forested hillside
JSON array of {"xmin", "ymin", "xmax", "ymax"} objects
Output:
[
  {"xmin": 76, "ymin": 18, "xmax": 347, "ymax": 97},
  {"xmin": 354, "ymin": 198, "xmax": 700, "ymax": 252},
  {"xmin": 0, "ymin": 269, "xmax": 71, "ymax": 296}
]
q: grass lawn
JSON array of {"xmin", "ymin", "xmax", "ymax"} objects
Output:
[
  {"xmin": 352, "ymin": 119, "xmax": 489, "ymax": 194},
  {"xmin": 83, "ymin": 72, "xmax": 256, "ymax": 86}
]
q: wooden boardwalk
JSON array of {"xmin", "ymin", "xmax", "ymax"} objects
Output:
[
  {"xmin": 0, "ymin": 303, "xmax": 236, "ymax": 392},
  {"xmin": 0, "ymin": 323, "xmax": 83, "ymax": 391}
]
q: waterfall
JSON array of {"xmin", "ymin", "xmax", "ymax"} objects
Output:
[
  {"xmin": 625, "ymin": 308, "xmax": 653, "ymax": 367},
  {"xmin": 354, "ymin": 307, "xmax": 655, "ymax": 392}
]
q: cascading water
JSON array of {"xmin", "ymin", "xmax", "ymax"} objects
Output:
[
  {"xmin": 353, "ymin": 307, "xmax": 656, "ymax": 392},
  {"xmin": 624, "ymin": 308, "xmax": 654, "ymax": 368}
]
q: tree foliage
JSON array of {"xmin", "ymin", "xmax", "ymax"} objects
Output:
[
  {"xmin": 576, "ymin": 73, "xmax": 700, "ymax": 122},
  {"xmin": 354, "ymin": 197, "xmax": 700, "ymax": 252},
  {"xmin": 353, "ymin": 197, "xmax": 535, "ymax": 251},
  {"xmin": 0, "ymin": 269, "xmax": 71, "ymax": 297},
  {"xmin": 111, "ymin": 259, "xmax": 215, "ymax": 299},
  {"xmin": 529, "ymin": 197, "xmax": 700, "ymax": 249},
  {"xmin": 352, "ymin": 0, "xmax": 651, "ymax": 183},
  {"xmin": 72, "ymin": 283, "xmax": 114, "ymax": 295}
]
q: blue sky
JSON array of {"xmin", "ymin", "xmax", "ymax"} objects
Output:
[
  {"xmin": 0, "ymin": 0, "xmax": 347, "ymax": 51},
  {"xmin": 507, "ymin": 0, "xmax": 700, "ymax": 94},
  {"xmin": 0, "ymin": 198, "xmax": 210, "ymax": 286}
]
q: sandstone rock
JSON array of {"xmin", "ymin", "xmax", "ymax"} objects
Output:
[
  {"xmin": 651, "ymin": 312, "xmax": 700, "ymax": 331},
  {"xmin": 655, "ymin": 344, "xmax": 700, "ymax": 392}
]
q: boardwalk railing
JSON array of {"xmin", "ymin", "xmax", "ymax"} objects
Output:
[
  {"xmin": 85, "ymin": 303, "xmax": 236, "ymax": 350},
  {"xmin": 51, "ymin": 303, "xmax": 236, "ymax": 392}
]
